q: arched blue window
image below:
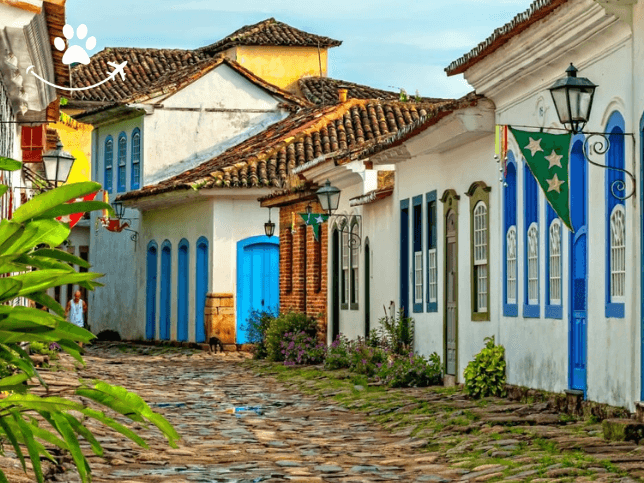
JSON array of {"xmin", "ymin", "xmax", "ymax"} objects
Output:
[
  {"xmin": 503, "ymin": 152, "xmax": 518, "ymax": 317},
  {"xmin": 606, "ymin": 111, "xmax": 625, "ymax": 318},
  {"xmin": 145, "ymin": 240, "xmax": 158, "ymax": 340},
  {"xmin": 524, "ymin": 160, "xmax": 539, "ymax": 318},
  {"xmin": 195, "ymin": 237, "xmax": 209, "ymax": 343},
  {"xmin": 104, "ymin": 136, "xmax": 113, "ymax": 194},
  {"xmin": 545, "ymin": 201, "xmax": 562, "ymax": 319},
  {"xmin": 131, "ymin": 128, "xmax": 141, "ymax": 190},
  {"xmin": 117, "ymin": 132, "xmax": 127, "ymax": 193},
  {"xmin": 160, "ymin": 240, "xmax": 172, "ymax": 340},
  {"xmin": 177, "ymin": 239, "xmax": 189, "ymax": 342}
]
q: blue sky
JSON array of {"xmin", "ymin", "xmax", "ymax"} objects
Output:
[{"xmin": 66, "ymin": 0, "xmax": 534, "ymax": 99}]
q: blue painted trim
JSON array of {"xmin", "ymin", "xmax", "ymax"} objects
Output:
[
  {"xmin": 195, "ymin": 236, "xmax": 209, "ymax": 343},
  {"xmin": 605, "ymin": 111, "xmax": 626, "ymax": 319},
  {"xmin": 545, "ymin": 204, "xmax": 562, "ymax": 319},
  {"xmin": 426, "ymin": 190, "xmax": 437, "ymax": 313},
  {"xmin": 131, "ymin": 128, "xmax": 141, "ymax": 190},
  {"xmin": 104, "ymin": 136, "xmax": 113, "ymax": 194},
  {"xmin": 145, "ymin": 240, "xmax": 158, "ymax": 340},
  {"xmin": 503, "ymin": 153, "xmax": 518, "ymax": 317},
  {"xmin": 412, "ymin": 195, "xmax": 423, "ymax": 313},
  {"xmin": 545, "ymin": 305, "xmax": 563, "ymax": 319},
  {"xmin": 117, "ymin": 132, "xmax": 127, "ymax": 193},
  {"xmin": 160, "ymin": 240, "xmax": 172, "ymax": 341},
  {"xmin": 177, "ymin": 239, "xmax": 189, "ymax": 342},
  {"xmin": 524, "ymin": 160, "xmax": 539, "ymax": 314},
  {"xmin": 400, "ymin": 199, "xmax": 409, "ymax": 318}
]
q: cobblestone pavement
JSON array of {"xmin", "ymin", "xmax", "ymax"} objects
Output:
[{"xmin": 37, "ymin": 343, "xmax": 460, "ymax": 483}]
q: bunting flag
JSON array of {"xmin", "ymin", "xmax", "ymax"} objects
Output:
[
  {"xmin": 102, "ymin": 190, "xmax": 109, "ymax": 220},
  {"xmin": 299, "ymin": 213, "xmax": 330, "ymax": 242},
  {"xmin": 509, "ymin": 127, "xmax": 573, "ymax": 231},
  {"xmin": 291, "ymin": 211, "xmax": 296, "ymax": 234}
]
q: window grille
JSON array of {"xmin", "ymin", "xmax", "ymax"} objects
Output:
[
  {"xmin": 104, "ymin": 137, "xmax": 113, "ymax": 193},
  {"xmin": 549, "ymin": 219, "xmax": 562, "ymax": 305},
  {"xmin": 131, "ymin": 129, "xmax": 141, "ymax": 189},
  {"xmin": 610, "ymin": 204, "xmax": 626, "ymax": 302},
  {"xmin": 506, "ymin": 226, "xmax": 517, "ymax": 304},
  {"xmin": 527, "ymin": 222, "xmax": 539, "ymax": 304},
  {"xmin": 473, "ymin": 202, "xmax": 488, "ymax": 312}
]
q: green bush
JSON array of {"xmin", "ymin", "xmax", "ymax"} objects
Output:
[
  {"xmin": 348, "ymin": 341, "xmax": 388, "ymax": 377},
  {"xmin": 29, "ymin": 341, "xmax": 58, "ymax": 359},
  {"xmin": 243, "ymin": 307, "xmax": 277, "ymax": 360},
  {"xmin": 265, "ymin": 311, "xmax": 319, "ymax": 362},
  {"xmin": 378, "ymin": 308, "xmax": 414, "ymax": 355},
  {"xmin": 378, "ymin": 352, "xmax": 442, "ymax": 388},
  {"xmin": 464, "ymin": 336, "xmax": 507, "ymax": 398},
  {"xmin": 324, "ymin": 334, "xmax": 351, "ymax": 370}
]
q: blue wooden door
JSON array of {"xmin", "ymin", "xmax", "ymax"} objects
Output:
[
  {"xmin": 195, "ymin": 237, "xmax": 208, "ymax": 343},
  {"xmin": 569, "ymin": 140, "xmax": 587, "ymax": 392},
  {"xmin": 236, "ymin": 236, "xmax": 279, "ymax": 344},
  {"xmin": 145, "ymin": 242, "xmax": 158, "ymax": 339},
  {"xmin": 160, "ymin": 242, "xmax": 172, "ymax": 340},
  {"xmin": 177, "ymin": 240, "xmax": 189, "ymax": 342}
]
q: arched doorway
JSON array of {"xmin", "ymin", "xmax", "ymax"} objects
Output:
[
  {"xmin": 195, "ymin": 237, "xmax": 209, "ymax": 343},
  {"xmin": 145, "ymin": 241, "xmax": 158, "ymax": 339},
  {"xmin": 177, "ymin": 239, "xmax": 189, "ymax": 342},
  {"xmin": 160, "ymin": 241, "xmax": 172, "ymax": 341},
  {"xmin": 236, "ymin": 236, "xmax": 279, "ymax": 344}
]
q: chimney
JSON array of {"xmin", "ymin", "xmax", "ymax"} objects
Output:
[{"xmin": 337, "ymin": 85, "xmax": 349, "ymax": 103}]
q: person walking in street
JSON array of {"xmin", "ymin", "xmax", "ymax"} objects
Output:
[{"xmin": 65, "ymin": 290, "xmax": 87, "ymax": 348}]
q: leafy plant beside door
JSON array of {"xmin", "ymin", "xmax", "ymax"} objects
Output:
[
  {"xmin": 0, "ymin": 157, "xmax": 180, "ymax": 482},
  {"xmin": 463, "ymin": 336, "xmax": 507, "ymax": 399}
]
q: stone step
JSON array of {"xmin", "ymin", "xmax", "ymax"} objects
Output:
[{"xmin": 603, "ymin": 418, "xmax": 644, "ymax": 443}]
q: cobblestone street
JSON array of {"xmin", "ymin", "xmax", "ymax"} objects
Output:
[{"xmin": 1, "ymin": 343, "xmax": 641, "ymax": 482}]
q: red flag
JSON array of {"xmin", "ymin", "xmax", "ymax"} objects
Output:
[{"xmin": 56, "ymin": 191, "xmax": 98, "ymax": 229}]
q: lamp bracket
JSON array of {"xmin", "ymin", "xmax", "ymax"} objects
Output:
[
  {"xmin": 327, "ymin": 213, "xmax": 362, "ymax": 248},
  {"xmin": 583, "ymin": 133, "xmax": 636, "ymax": 201}
]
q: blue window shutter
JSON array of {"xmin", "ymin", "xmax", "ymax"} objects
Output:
[
  {"xmin": 400, "ymin": 199, "xmax": 409, "ymax": 318},
  {"xmin": 426, "ymin": 190, "xmax": 437, "ymax": 312},
  {"xmin": 413, "ymin": 195, "xmax": 423, "ymax": 313},
  {"xmin": 117, "ymin": 133, "xmax": 127, "ymax": 193},
  {"xmin": 104, "ymin": 136, "xmax": 113, "ymax": 194},
  {"xmin": 131, "ymin": 128, "xmax": 141, "ymax": 190},
  {"xmin": 503, "ymin": 154, "xmax": 518, "ymax": 317},
  {"xmin": 605, "ymin": 111, "xmax": 626, "ymax": 318},
  {"xmin": 523, "ymin": 161, "xmax": 540, "ymax": 318}
]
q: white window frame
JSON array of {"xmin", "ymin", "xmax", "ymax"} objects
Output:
[
  {"xmin": 527, "ymin": 222, "xmax": 539, "ymax": 305},
  {"xmin": 549, "ymin": 219, "xmax": 562, "ymax": 305},
  {"xmin": 414, "ymin": 251, "xmax": 423, "ymax": 304},
  {"xmin": 506, "ymin": 226, "xmax": 517, "ymax": 305},
  {"xmin": 610, "ymin": 204, "xmax": 626, "ymax": 303},
  {"xmin": 351, "ymin": 223, "xmax": 359, "ymax": 306},
  {"xmin": 473, "ymin": 201, "xmax": 488, "ymax": 313},
  {"xmin": 428, "ymin": 248, "xmax": 437, "ymax": 304}
]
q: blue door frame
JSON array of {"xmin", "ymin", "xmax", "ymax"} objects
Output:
[
  {"xmin": 569, "ymin": 138, "xmax": 587, "ymax": 394},
  {"xmin": 236, "ymin": 235, "xmax": 279, "ymax": 344},
  {"xmin": 145, "ymin": 241, "xmax": 158, "ymax": 339},
  {"xmin": 160, "ymin": 241, "xmax": 172, "ymax": 341},
  {"xmin": 195, "ymin": 237, "xmax": 208, "ymax": 344},
  {"xmin": 177, "ymin": 239, "xmax": 189, "ymax": 342},
  {"xmin": 400, "ymin": 200, "xmax": 410, "ymax": 317}
]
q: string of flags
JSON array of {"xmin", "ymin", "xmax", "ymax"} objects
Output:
[{"xmin": 496, "ymin": 125, "xmax": 573, "ymax": 232}]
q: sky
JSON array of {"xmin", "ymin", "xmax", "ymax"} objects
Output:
[{"xmin": 65, "ymin": 0, "xmax": 535, "ymax": 99}]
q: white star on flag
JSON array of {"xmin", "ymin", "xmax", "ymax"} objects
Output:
[
  {"xmin": 545, "ymin": 150, "xmax": 563, "ymax": 169},
  {"xmin": 524, "ymin": 137, "xmax": 544, "ymax": 156},
  {"xmin": 315, "ymin": 214, "xmax": 325, "ymax": 224},
  {"xmin": 546, "ymin": 173, "xmax": 565, "ymax": 193}
]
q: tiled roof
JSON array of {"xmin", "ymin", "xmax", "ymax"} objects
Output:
[
  {"xmin": 298, "ymin": 77, "xmax": 448, "ymax": 105},
  {"xmin": 445, "ymin": 0, "xmax": 568, "ymax": 75},
  {"xmin": 117, "ymin": 98, "xmax": 443, "ymax": 202},
  {"xmin": 198, "ymin": 18, "xmax": 342, "ymax": 56},
  {"xmin": 43, "ymin": 0, "xmax": 68, "ymax": 90},
  {"xmin": 69, "ymin": 47, "xmax": 207, "ymax": 102},
  {"xmin": 69, "ymin": 49, "xmax": 308, "ymax": 108}
]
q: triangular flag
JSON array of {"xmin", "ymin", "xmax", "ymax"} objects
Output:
[
  {"xmin": 299, "ymin": 213, "xmax": 329, "ymax": 242},
  {"xmin": 509, "ymin": 127, "xmax": 573, "ymax": 231}
]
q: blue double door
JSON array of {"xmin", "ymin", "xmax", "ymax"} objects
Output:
[{"xmin": 236, "ymin": 236, "xmax": 279, "ymax": 344}]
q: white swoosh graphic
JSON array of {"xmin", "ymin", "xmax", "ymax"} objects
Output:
[{"xmin": 26, "ymin": 65, "xmax": 124, "ymax": 92}]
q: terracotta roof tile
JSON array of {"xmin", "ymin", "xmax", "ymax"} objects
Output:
[
  {"xmin": 445, "ymin": 0, "xmax": 568, "ymax": 76},
  {"xmin": 198, "ymin": 18, "xmax": 342, "ymax": 55},
  {"xmin": 298, "ymin": 76, "xmax": 448, "ymax": 105},
  {"xmin": 117, "ymin": 98, "xmax": 447, "ymax": 202}
]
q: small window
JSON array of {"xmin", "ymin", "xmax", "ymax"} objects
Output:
[
  {"xmin": 104, "ymin": 136, "xmax": 113, "ymax": 193},
  {"xmin": 527, "ymin": 222, "xmax": 539, "ymax": 305},
  {"xmin": 414, "ymin": 252, "xmax": 423, "ymax": 304},
  {"xmin": 468, "ymin": 182, "xmax": 490, "ymax": 320},
  {"xmin": 549, "ymin": 219, "xmax": 562, "ymax": 305},
  {"xmin": 350, "ymin": 223, "xmax": 359, "ymax": 308},
  {"xmin": 426, "ymin": 193, "xmax": 437, "ymax": 312},
  {"xmin": 117, "ymin": 133, "xmax": 127, "ymax": 193},
  {"xmin": 413, "ymin": 195, "xmax": 423, "ymax": 312},
  {"xmin": 506, "ymin": 226, "xmax": 517, "ymax": 304},
  {"xmin": 131, "ymin": 128, "xmax": 141, "ymax": 190},
  {"xmin": 610, "ymin": 204, "xmax": 626, "ymax": 303}
]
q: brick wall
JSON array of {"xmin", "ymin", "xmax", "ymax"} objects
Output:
[
  {"xmin": 279, "ymin": 200, "xmax": 328, "ymax": 337},
  {"xmin": 205, "ymin": 293, "xmax": 235, "ymax": 344}
]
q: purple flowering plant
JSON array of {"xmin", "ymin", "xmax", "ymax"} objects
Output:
[
  {"xmin": 376, "ymin": 351, "xmax": 442, "ymax": 388},
  {"xmin": 280, "ymin": 331, "xmax": 326, "ymax": 366}
]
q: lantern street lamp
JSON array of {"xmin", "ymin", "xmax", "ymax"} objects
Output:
[
  {"xmin": 315, "ymin": 179, "xmax": 361, "ymax": 248},
  {"xmin": 42, "ymin": 140, "xmax": 75, "ymax": 188},
  {"xmin": 548, "ymin": 63, "xmax": 597, "ymax": 135},
  {"xmin": 264, "ymin": 208, "xmax": 275, "ymax": 238},
  {"xmin": 111, "ymin": 200, "xmax": 126, "ymax": 219}
]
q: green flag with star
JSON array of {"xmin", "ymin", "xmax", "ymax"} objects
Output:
[
  {"xmin": 509, "ymin": 127, "xmax": 573, "ymax": 231},
  {"xmin": 300, "ymin": 213, "xmax": 330, "ymax": 241}
]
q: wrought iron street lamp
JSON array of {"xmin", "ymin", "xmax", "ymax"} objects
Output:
[
  {"xmin": 548, "ymin": 63, "xmax": 596, "ymax": 135},
  {"xmin": 111, "ymin": 200, "xmax": 126, "ymax": 219},
  {"xmin": 315, "ymin": 179, "xmax": 361, "ymax": 248},
  {"xmin": 264, "ymin": 208, "xmax": 275, "ymax": 238},
  {"xmin": 42, "ymin": 140, "xmax": 75, "ymax": 188}
]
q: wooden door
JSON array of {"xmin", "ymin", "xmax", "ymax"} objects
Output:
[
  {"xmin": 331, "ymin": 229, "xmax": 340, "ymax": 341},
  {"xmin": 445, "ymin": 210, "xmax": 458, "ymax": 376}
]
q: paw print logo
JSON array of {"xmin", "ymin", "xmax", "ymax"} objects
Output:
[{"xmin": 54, "ymin": 24, "xmax": 96, "ymax": 66}]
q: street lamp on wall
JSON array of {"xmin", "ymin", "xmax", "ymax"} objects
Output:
[
  {"xmin": 315, "ymin": 179, "xmax": 362, "ymax": 248},
  {"xmin": 42, "ymin": 141, "xmax": 75, "ymax": 188},
  {"xmin": 264, "ymin": 208, "xmax": 275, "ymax": 238}
]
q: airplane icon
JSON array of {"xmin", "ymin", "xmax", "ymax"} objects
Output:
[{"xmin": 107, "ymin": 61, "xmax": 127, "ymax": 81}]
